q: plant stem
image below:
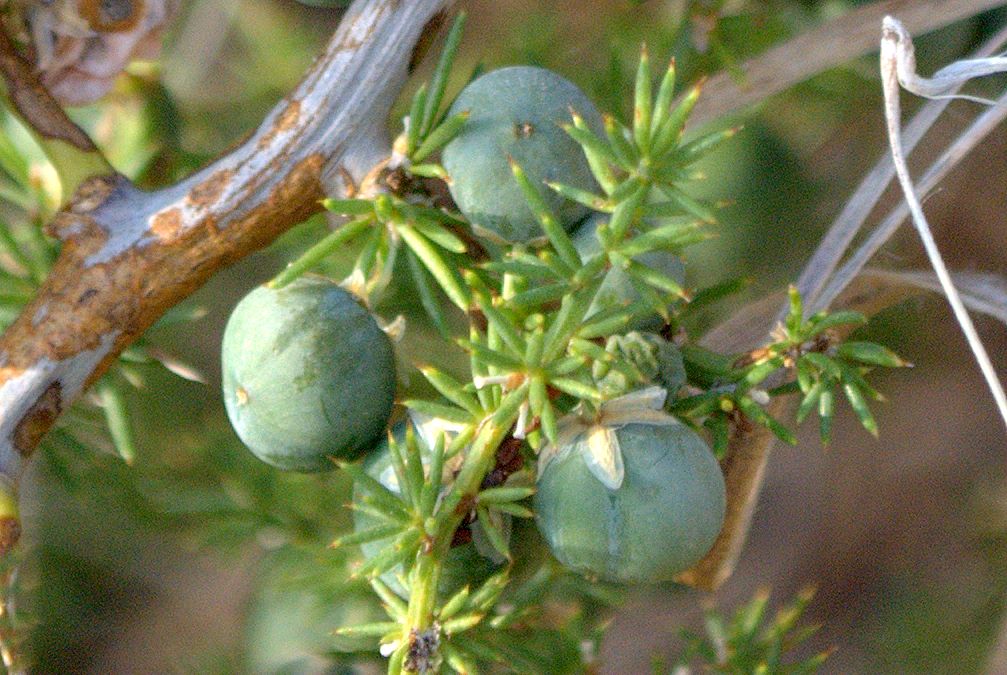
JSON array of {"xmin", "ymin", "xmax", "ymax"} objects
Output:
[
  {"xmin": 406, "ymin": 546, "xmax": 441, "ymax": 629},
  {"xmin": 436, "ymin": 385, "xmax": 527, "ymax": 538},
  {"xmin": 401, "ymin": 385, "xmax": 526, "ymax": 654}
]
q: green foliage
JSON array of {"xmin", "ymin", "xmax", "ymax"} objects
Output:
[
  {"xmin": 665, "ymin": 588, "xmax": 831, "ymax": 674},
  {"xmin": 572, "ymin": 213, "xmax": 688, "ymax": 332},
  {"xmin": 348, "ymin": 423, "xmax": 511, "ymax": 599},
  {"xmin": 216, "ymin": 23, "xmax": 903, "ymax": 672},
  {"xmin": 671, "ymin": 285, "xmax": 909, "ymax": 456},
  {"xmin": 0, "ymin": 4, "xmax": 943, "ymax": 673},
  {"xmin": 400, "ymin": 13, "xmax": 469, "ymax": 169}
]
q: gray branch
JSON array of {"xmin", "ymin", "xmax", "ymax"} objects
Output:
[{"xmin": 0, "ymin": 0, "xmax": 450, "ymax": 491}]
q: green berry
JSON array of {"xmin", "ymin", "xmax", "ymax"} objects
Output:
[
  {"xmin": 442, "ymin": 66, "xmax": 603, "ymax": 243},
  {"xmin": 221, "ymin": 277, "xmax": 395, "ymax": 472},
  {"xmin": 535, "ymin": 419, "xmax": 725, "ymax": 583}
]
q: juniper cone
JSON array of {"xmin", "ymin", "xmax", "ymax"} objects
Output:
[
  {"xmin": 442, "ymin": 66, "xmax": 603, "ymax": 242},
  {"xmin": 221, "ymin": 277, "xmax": 396, "ymax": 472}
]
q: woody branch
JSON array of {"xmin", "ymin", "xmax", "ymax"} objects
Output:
[{"xmin": 0, "ymin": 0, "xmax": 451, "ymax": 552}]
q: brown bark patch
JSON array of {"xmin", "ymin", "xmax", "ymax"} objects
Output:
[
  {"xmin": 1, "ymin": 151, "xmax": 326, "ymax": 395},
  {"xmin": 0, "ymin": 143, "xmax": 326, "ymax": 488},
  {"xmin": 258, "ymin": 101, "xmax": 302, "ymax": 150},
  {"xmin": 46, "ymin": 213, "xmax": 104, "ymax": 245},
  {"xmin": 12, "ymin": 382, "xmax": 62, "ymax": 458},
  {"xmin": 0, "ymin": 517, "xmax": 20, "ymax": 557},
  {"xmin": 225, "ymin": 154, "xmax": 326, "ymax": 252},
  {"xmin": 188, "ymin": 169, "xmax": 236, "ymax": 209},
  {"xmin": 71, "ymin": 175, "xmax": 122, "ymax": 213},
  {"xmin": 150, "ymin": 208, "xmax": 182, "ymax": 240},
  {"xmin": 48, "ymin": 174, "xmax": 126, "ymax": 241}
]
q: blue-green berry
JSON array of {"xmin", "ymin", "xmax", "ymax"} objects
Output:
[
  {"xmin": 221, "ymin": 277, "xmax": 395, "ymax": 472},
  {"xmin": 442, "ymin": 66, "xmax": 603, "ymax": 243},
  {"xmin": 535, "ymin": 420, "xmax": 725, "ymax": 583}
]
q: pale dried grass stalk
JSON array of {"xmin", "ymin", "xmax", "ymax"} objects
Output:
[
  {"xmin": 880, "ymin": 16, "xmax": 1007, "ymax": 431},
  {"xmin": 795, "ymin": 23, "xmax": 1007, "ymax": 316},
  {"xmin": 690, "ymin": 0, "xmax": 1007, "ymax": 126},
  {"xmin": 815, "ymin": 92, "xmax": 1007, "ymax": 313},
  {"xmin": 681, "ymin": 9, "xmax": 1007, "ymax": 590},
  {"xmin": 862, "ymin": 268, "xmax": 1007, "ymax": 326}
]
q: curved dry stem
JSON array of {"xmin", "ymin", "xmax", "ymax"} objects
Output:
[
  {"xmin": 817, "ymin": 90, "xmax": 1007, "ymax": 311},
  {"xmin": 862, "ymin": 268, "xmax": 1007, "ymax": 327},
  {"xmin": 880, "ymin": 19, "xmax": 1007, "ymax": 431},
  {"xmin": 676, "ymin": 399, "xmax": 790, "ymax": 591},
  {"xmin": 795, "ymin": 28, "xmax": 1007, "ymax": 315}
]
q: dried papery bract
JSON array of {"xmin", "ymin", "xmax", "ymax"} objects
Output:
[{"xmin": 26, "ymin": 0, "xmax": 180, "ymax": 105}]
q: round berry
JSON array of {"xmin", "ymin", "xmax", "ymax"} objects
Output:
[
  {"xmin": 535, "ymin": 419, "xmax": 725, "ymax": 583},
  {"xmin": 442, "ymin": 66, "xmax": 603, "ymax": 243},
  {"xmin": 221, "ymin": 277, "xmax": 395, "ymax": 472}
]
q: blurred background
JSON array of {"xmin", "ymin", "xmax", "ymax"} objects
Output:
[{"xmin": 4, "ymin": 0, "xmax": 1007, "ymax": 672}]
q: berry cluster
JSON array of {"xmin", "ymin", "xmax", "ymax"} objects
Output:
[{"xmin": 219, "ymin": 16, "xmax": 903, "ymax": 672}]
